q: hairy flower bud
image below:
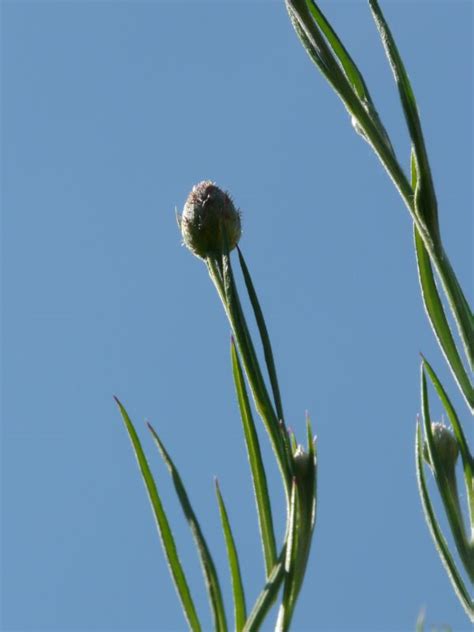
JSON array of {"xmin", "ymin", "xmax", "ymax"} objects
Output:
[
  {"xmin": 293, "ymin": 445, "xmax": 312, "ymax": 483},
  {"xmin": 432, "ymin": 422, "xmax": 459, "ymax": 467},
  {"xmin": 424, "ymin": 422, "xmax": 459, "ymax": 471},
  {"xmin": 179, "ymin": 181, "xmax": 241, "ymax": 259}
]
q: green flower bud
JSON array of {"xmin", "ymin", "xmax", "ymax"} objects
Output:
[
  {"xmin": 179, "ymin": 181, "xmax": 241, "ymax": 259},
  {"xmin": 432, "ymin": 422, "xmax": 459, "ymax": 467},
  {"xmin": 424, "ymin": 422, "xmax": 459, "ymax": 471}
]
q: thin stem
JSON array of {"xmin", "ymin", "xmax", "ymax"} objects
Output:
[{"xmin": 206, "ymin": 255, "xmax": 293, "ymax": 497}]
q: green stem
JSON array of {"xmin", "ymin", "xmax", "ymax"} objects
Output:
[{"xmin": 206, "ymin": 255, "xmax": 293, "ymax": 496}]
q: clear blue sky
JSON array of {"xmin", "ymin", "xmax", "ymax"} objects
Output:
[{"xmin": 2, "ymin": 1, "xmax": 472, "ymax": 630}]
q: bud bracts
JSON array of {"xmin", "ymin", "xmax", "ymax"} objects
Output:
[{"xmin": 180, "ymin": 181, "xmax": 241, "ymax": 259}]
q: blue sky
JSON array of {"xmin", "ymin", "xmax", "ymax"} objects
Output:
[{"xmin": 2, "ymin": 1, "xmax": 472, "ymax": 630}]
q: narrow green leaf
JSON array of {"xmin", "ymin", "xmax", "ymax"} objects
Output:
[
  {"xmin": 371, "ymin": 0, "xmax": 474, "ymax": 371},
  {"xmin": 415, "ymin": 422, "xmax": 473, "ymax": 621},
  {"xmin": 231, "ymin": 339, "xmax": 277, "ymax": 576},
  {"xmin": 303, "ymin": 0, "xmax": 393, "ymax": 151},
  {"xmin": 305, "ymin": 414, "xmax": 318, "ymax": 531},
  {"xmin": 221, "ymin": 251, "xmax": 292, "ymax": 487},
  {"xmin": 415, "ymin": 227, "xmax": 473, "ymax": 410},
  {"xmin": 412, "ymin": 154, "xmax": 473, "ymax": 409},
  {"xmin": 243, "ymin": 553, "xmax": 286, "ymax": 632},
  {"xmin": 279, "ymin": 425, "xmax": 317, "ymax": 631},
  {"xmin": 420, "ymin": 370, "xmax": 473, "ymax": 582},
  {"xmin": 286, "ymin": 0, "xmax": 343, "ymax": 79},
  {"xmin": 223, "ymin": 252, "xmax": 277, "ymax": 427},
  {"xmin": 305, "ymin": 0, "xmax": 366, "ymax": 100},
  {"xmin": 114, "ymin": 397, "xmax": 202, "ymax": 632},
  {"xmin": 422, "ymin": 356, "xmax": 474, "ymax": 528},
  {"xmin": 415, "ymin": 608, "xmax": 425, "ymax": 632},
  {"xmin": 369, "ymin": 0, "xmax": 438, "ymax": 239},
  {"xmin": 286, "ymin": 0, "xmax": 362, "ymax": 111},
  {"xmin": 147, "ymin": 423, "xmax": 228, "ymax": 632},
  {"xmin": 237, "ymin": 247, "xmax": 285, "ymax": 425},
  {"xmin": 276, "ymin": 480, "xmax": 299, "ymax": 632},
  {"xmin": 214, "ymin": 480, "xmax": 247, "ymax": 631}
]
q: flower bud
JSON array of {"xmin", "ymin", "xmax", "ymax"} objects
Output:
[
  {"xmin": 179, "ymin": 181, "xmax": 241, "ymax": 259},
  {"xmin": 293, "ymin": 445, "xmax": 311, "ymax": 482},
  {"xmin": 432, "ymin": 422, "xmax": 459, "ymax": 467},
  {"xmin": 424, "ymin": 422, "xmax": 459, "ymax": 471}
]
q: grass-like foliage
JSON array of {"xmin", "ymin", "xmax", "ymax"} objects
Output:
[
  {"xmin": 116, "ymin": 1, "xmax": 472, "ymax": 628},
  {"xmin": 117, "ymin": 197, "xmax": 317, "ymax": 630},
  {"xmin": 286, "ymin": 0, "xmax": 473, "ymax": 621}
]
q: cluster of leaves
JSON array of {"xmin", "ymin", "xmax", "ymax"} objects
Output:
[
  {"xmin": 116, "ymin": 242, "xmax": 317, "ymax": 631},
  {"xmin": 286, "ymin": 0, "xmax": 473, "ymax": 621}
]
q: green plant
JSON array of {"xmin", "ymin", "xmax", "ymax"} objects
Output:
[
  {"xmin": 285, "ymin": 0, "xmax": 473, "ymax": 621},
  {"xmin": 116, "ymin": 181, "xmax": 317, "ymax": 630}
]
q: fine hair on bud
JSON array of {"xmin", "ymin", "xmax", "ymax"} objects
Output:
[
  {"xmin": 424, "ymin": 422, "xmax": 459, "ymax": 472},
  {"xmin": 179, "ymin": 181, "xmax": 241, "ymax": 259}
]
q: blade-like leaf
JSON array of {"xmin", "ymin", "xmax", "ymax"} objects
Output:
[
  {"xmin": 114, "ymin": 397, "xmax": 202, "ymax": 632},
  {"xmin": 306, "ymin": 0, "xmax": 367, "ymax": 100},
  {"xmin": 276, "ymin": 480, "xmax": 299, "ymax": 632},
  {"xmin": 243, "ymin": 553, "xmax": 286, "ymax": 632},
  {"xmin": 411, "ymin": 153, "xmax": 473, "ymax": 409},
  {"xmin": 415, "ymin": 422, "xmax": 473, "ymax": 620},
  {"xmin": 286, "ymin": 0, "xmax": 350, "ymax": 95},
  {"xmin": 221, "ymin": 251, "xmax": 292, "ymax": 486},
  {"xmin": 422, "ymin": 356, "xmax": 474, "ymax": 527},
  {"xmin": 147, "ymin": 423, "xmax": 228, "ymax": 632},
  {"xmin": 415, "ymin": 226, "xmax": 473, "ymax": 410},
  {"xmin": 231, "ymin": 339, "xmax": 277, "ymax": 576},
  {"xmin": 372, "ymin": 0, "xmax": 473, "ymax": 369},
  {"xmin": 214, "ymin": 479, "xmax": 247, "ymax": 631},
  {"xmin": 237, "ymin": 247, "xmax": 284, "ymax": 425},
  {"xmin": 420, "ymin": 370, "xmax": 473, "ymax": 581},
  {"xmin": 369, "ymin": 0, "xmax": 438, "ymax": 238},
  {"xmin": 304, "ymin": 0, "xmax": 393, "ymax": 152},
  {"xmin": 287, "ymin": 0, "xmax": 402, "ymax": 180}
]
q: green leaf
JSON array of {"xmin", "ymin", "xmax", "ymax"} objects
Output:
[
  {"xmin": 286, "ymin": 0, "xmax": 344, "ymax": 84},
  {"xmin": 276, "ymin": 480, "xmax": 299, "ymax": 632},
  {"xmin": 305, "ymin": 0, "xmax": 366, "ymax": 100},
  {"xmin": 420, "ymin": 370, "xmax": 473, "ymax": 582},
  {"xmin": 214, "ymin": 479, "xmax": 247, "ymax": 631},
  {"xmin": 415, "ymin": 422, "xmax": 473, "ymax": 621},
  {"xmin": 414, "ymin": 226, "xmax": 473, "ymax": 410},
  {"xmin": 277, "ymin": 420, "xmax": 317, "ymax": 631},
  {"xmin": 114, "ymin": 397, "xmax": 202, "ymax": 632},
  {"xmin": 285, "ymin": 0, "xmax": 368, "ymax": 115},
  {"xmin": 243, "ymin": 553, "xmax": 286, "ymax": 632},
  {"xmin": 220, "ymin": 251, "xmax": 292, "ymax": 488},
  {"xmin": 372, "ymin": 0, "xmax": 474, "ymax": 370},
  {"xmin": 422, "ymin": 356, "xmax": 474, "ymax": 527},
  {"xmin": 304, "ymin": 0, "xmax": 393, "ymax": 151},
  {"xmin": 369, "ymin": 0, "xmax": 439, "ymax": 241},
  {"xmin": 231, "ymin": 339, "xmax": 277, "ymax": 576},
  {"xmin": 412, "ymin": 154, "xmax": 473, "ymax": 409},
  {"xmin": 305, "ymin": 413, "xmax": 317, "ymax": 531},
  {"xmin": 237, "ymin": 247, "xmax": 285, "ymax": 425},
  {"xmin": 147, "ymin": 423, "xmax": 228, "ymax": 632}
]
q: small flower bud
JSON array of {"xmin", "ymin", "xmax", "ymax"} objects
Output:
[
  {"xmin": 424, "ymin": 422, "xmax": 459, "ymax": 471},
  {"xmin": 293, "ymin": 445, "xmax": 312, "ymax": 484},
  {"xmin": 432, "ymin": 422, "xmax": 459, "ymax": 466},
  {"xmin": 179, "ymin": 181, "xmax": 241, "ymax": 259}
]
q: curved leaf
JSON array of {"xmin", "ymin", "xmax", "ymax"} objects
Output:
[
  {"xmin": 147, "ymin": 423, "xmax": 228, "ymax": 632},
  {"xmin": 415, "ymin": 422, "xmax": 473, "ymax": 621},
  {"xmin": 231, "ymin": 340, "xmax": 277, "ymax": 576},
  {"xmin": 215, "ymin": 480, "xmax": 247, "ymax": 631},
  {"xmin": 115, "ymin": 397, "xmax": 202, "ymax": 632}
]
